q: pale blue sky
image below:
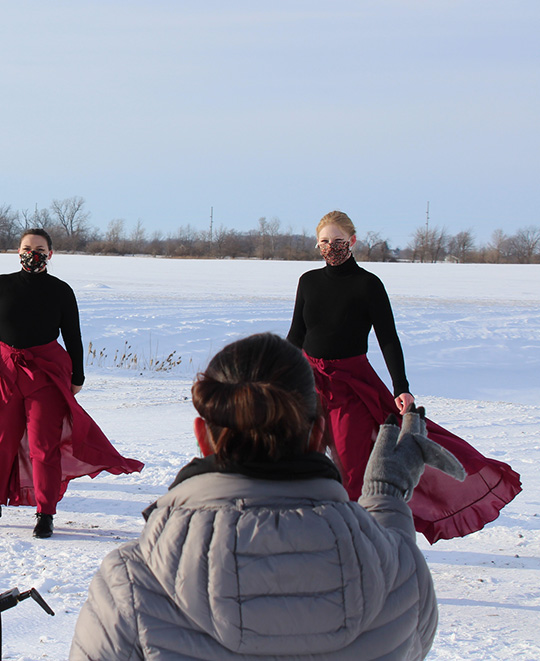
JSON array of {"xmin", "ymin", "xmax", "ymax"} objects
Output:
[{"xmin": 1, "ymin": 1, "xmax": 538, "ymax": 247}]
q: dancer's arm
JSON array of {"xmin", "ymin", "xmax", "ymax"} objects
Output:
[{"xmin": 287, "ymin": 280, "xmax": 307, "ymax": 348}]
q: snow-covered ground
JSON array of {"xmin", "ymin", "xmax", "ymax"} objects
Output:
[{"xmin": 1, "ymin": 254, "xmax": 539, "ymax": 660}]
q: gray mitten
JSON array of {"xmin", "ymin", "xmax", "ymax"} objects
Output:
[{"xmin": 362, "ymin": 404, "xmax": 467, "ymax": 502}]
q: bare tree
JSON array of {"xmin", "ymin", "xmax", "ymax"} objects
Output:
[
  {"xmin": 49, "ymin": 196, "xmax": 91, "ymax": 250},
  {"xmin": 257, "ymin": 217, "xmax": 281, "ymax": 259},
  {"xmin": 0, "ymin": 204, "xmax": 20, "ymax": 250},
  {"xmin": 508, "ymin": 226, "xmax": 540, "ymax": 263},
  {"xmin": 266, "ymin": 217, "xmax": 281, "ymax": 258},
  {"xmin": 409, "ymin": 227, "xmax": 428, "ymax": 262},
  {"xmin": 375, "ymin": 239, "xmax": 393, "ymax": 262},
  {"xmin": 257, "ymin": 217, "xmax": 270, "ymax": 259},
  {"xmin": 211, "ymin": 224, "xmax": 231, "ymax": 258},
  {"xmin": 173, "ymin": 224, "xmax": 199, "ymax": 257},
  {"xmin": 242, "ymin": 230, "xmax": 258, "ymax": 258},
  {"xmin": 356, "ymin": 231, "xmax": 392, "ymax": 262},
  {"xmin": 130, "ymin": 219, "xmax": 147, "ymax": 253},
  {"xmin": 19, "ymin": 206, "xmax": 52, "ymax": 230},
  {"xmin": 447, "ymin": 230, "xmax": 476, "ymax": 263},
  {"xmin": 50, "ymin": 196, "xmax": 90, "ymax": 235},
  {"xmin": 102, "ymin": 218, "xmax": 127, "ymax": 253},
  {"xmin": 408, "ymin": 225, "xmax": 447, "ymax": 263},
  {"xmin": 295, "ymin": 229, "xmax": 318, "ymax": 260},
  {"xmin": 484, "ymin": 229, "xmax": 511, "ymax": 263},
  {"xmin": 147, "ymin": 230, "xmax": 164, "ymax": 255}
]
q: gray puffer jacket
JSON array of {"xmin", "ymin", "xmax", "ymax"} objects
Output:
[{"xmin": 70, "ymin": 474, "xmax": 437, "ymax": 660}]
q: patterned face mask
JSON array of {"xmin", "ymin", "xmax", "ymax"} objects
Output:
[
  {"xmin": 318, "ymin": 240, "xmax": 351, "ymax": 266},
  {"xmin": 20, "ymin": 250, "xmax": 49, "ymax": 273}
]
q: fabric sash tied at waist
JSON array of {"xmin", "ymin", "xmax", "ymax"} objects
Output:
[
  {"xmin": 9, "ymin": 347, "xmax": 36, "ymax": 378},
  {"xmin": 0, "ymin": 344, "xmax": 40, "ymax": 404}
]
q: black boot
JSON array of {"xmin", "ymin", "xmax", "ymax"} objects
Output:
[{"xmin": 33, "ymin": 513, "xmax": 54, "ymax": 538}]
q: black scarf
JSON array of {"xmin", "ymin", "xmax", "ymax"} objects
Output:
[{"xmin": 143, "ymin": 452, "xmax": 341, "ymax": 520}]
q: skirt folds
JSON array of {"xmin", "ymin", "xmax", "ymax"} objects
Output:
[
  {"xmin": 306, "ymin": 352, "xmax": 522, "ymax": 543},
  {"xmin": 0, "ymin": 340, "xmax": 144, "ymax": 508}
]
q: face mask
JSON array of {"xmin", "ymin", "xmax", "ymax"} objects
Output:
[
  {"xmin": 20, "ymin": 250, "xmax": 49, "ymax": 273},
  {"xmin": 318, "ymin": 240, "xmax": 351, "ymax": 266}
]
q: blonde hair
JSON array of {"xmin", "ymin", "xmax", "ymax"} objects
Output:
[{"xmin": 316, "ymin": 210, "xmax": 356, "ymax": 238}]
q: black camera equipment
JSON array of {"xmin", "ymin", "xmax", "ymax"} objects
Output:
[{"xmin": 0, "ymin": 587, "xmax": 55, "ymax": 659}]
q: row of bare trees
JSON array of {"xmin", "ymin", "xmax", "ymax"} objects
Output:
[
  {"xmin": 1, "ymin": 197, "xmax": 539, "ymax": 263},
  {"xmin": 86, "ymin": 217, "xmax": 318, "ymax": 260},
  {"xmin": 406, "ymin": 225, "xmax": 540, "ymax": 264},
  {"xmin": 0, "ymin": 201, "xmax": 318, "ymax": 260},
  {"xmin": 0, "ymin": 197, "xmax": 96, "ymax": 252}
]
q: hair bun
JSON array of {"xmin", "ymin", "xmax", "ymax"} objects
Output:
[
  {"xmin": 191, "ymin": 333, "xmax": 318, "ymax": 463},
  {"xmin": 194, "ymin": 378, "xmax": 294, "ymax": 433}
]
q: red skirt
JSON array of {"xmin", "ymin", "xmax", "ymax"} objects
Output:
[
  {"xmin": 306, "ymin": 353, "xmax": 522, "ymax": 543},
  {"xmin": 0, "ymin": 340, "xmax": 144, "ymax": 508}
]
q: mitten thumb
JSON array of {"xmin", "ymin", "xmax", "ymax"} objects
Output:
[{"xmin": 415, "ymin": 435, "xmax": 467, "ymax": 482}]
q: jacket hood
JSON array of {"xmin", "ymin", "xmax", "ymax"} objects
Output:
[{"xmin": 138, "ymin": 472, "xmax": 390, "ymax": 656}]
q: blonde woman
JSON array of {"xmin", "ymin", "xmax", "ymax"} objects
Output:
[{"xmin": 288, "ymin": 210, "xmax": 521, "ymax": 542}]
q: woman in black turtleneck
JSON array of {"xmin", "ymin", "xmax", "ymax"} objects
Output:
[
  {"xmin": 0, "ymin": 228, "xmax": 143, "ymax": 539},
  {"xmin": 287, "ymin": 210, "xmax": 521, "ymax": 543}
]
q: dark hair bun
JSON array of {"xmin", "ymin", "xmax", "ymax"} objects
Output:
[{"xmin": 191, "ymin": 334, "xmax": 318, "ymax": 464}]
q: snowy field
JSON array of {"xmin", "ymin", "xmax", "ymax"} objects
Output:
[{"xmin": 0, "ymin": 253, "xmax": 539, "ymax": 660}]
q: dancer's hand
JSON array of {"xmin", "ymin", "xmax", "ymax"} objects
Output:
[
  {"xmin": 395, "ymin": 392, "xmax": 414, "ymax": 414},
  {"xmin": 362, "ymin": 404, "xmax": 466, "ymax": 502},
  {"xmin": 71, "ymin": 384, "xmax": 83, "ymax": 395}
]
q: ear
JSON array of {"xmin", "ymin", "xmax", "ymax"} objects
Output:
[
  {"xmin": 307, "ymin": 415, "xmax": 326, "ymax": 452},
  {"xmin": 194, "ymin": 417, "xmax": 214, "ymax": 457},
  {"xmin": 349, "ymin": 234, "xmax": 357, "ymax": 248},
  {"xmin": 48, "ymin": 249, "xmax": 53, "ymax": 260}
]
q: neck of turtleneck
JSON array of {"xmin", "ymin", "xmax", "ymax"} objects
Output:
[
  {"xmin": 323, "ymin": 255, "xmax": 359, "ymax": 278},
  {"xmin": 19, "ymin": 268, "xmax": 49, "ymax": 279}
]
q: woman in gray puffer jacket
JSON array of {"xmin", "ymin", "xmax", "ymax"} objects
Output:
[{"xmin": 70, "ymin": 333, "xmax": 465, "ymax": 661}]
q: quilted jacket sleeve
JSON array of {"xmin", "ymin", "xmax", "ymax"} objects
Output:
[
  {"xmin": 358, "ymin": 493, "xmax": 416, "ymax": 540},
  {"xmin": 69, "ymin": 544, "xmax": 143, "ymax": 661},
  {"xmin": 412, "ymin": 541, "xmax": 439, "ymax": 657},
  {"xmin": 359, "ymin": 494, "xmax": 438, "ymax": 658}
]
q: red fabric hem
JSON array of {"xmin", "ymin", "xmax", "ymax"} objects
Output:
[
  {"xmin": 1, "ymin": 340, "xmax": 144, "ymax": 509},
  {"xmin": 413, "ymin": 464, "xmax": 522, "ymax": 543},
  {"xmin": 305, "ymin": 352, "xmax": 522, "ymax": 543}
]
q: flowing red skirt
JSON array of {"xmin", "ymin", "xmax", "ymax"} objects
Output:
[
  {"xmin": 306, "ymin": 353, "xmax": 522, "ymax": 543},
  {"xmin": 0, "ymin": 340, "xmax": 144, "ymax": 508}
]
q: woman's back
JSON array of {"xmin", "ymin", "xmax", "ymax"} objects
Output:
[
  {"xmin": 71, "ymin": 470, "xmax": 436, "ymax": 660},
  {"xmin": 70, "ymin": 332, "xmax": 444, "ymax": 660}
]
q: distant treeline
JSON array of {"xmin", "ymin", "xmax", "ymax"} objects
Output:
[{"xmin": 1, "ymin": 197, "xmax": 539, "ymax": 264}]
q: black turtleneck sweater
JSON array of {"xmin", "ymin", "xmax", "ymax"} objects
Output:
[
  {"xmin": 287, "ymin": 256, "xmax": 410, "ymax": 396},
  {"xmin": 0, "ymin": 269, "xmax": 85, "ymax": 385}
]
